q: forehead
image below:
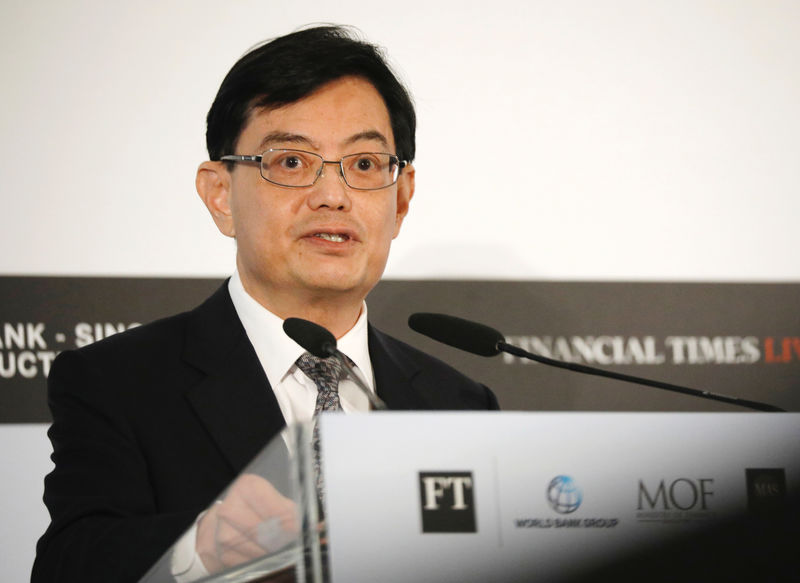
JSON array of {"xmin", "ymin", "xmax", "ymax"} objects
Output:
[{"xmin": 237, "ymin": 77, "xmax": 395, "ymax": 152}]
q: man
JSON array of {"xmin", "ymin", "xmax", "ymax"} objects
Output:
[{"xmin": 33, "ymin": 25, "xmax": 498, "ymax": 582}]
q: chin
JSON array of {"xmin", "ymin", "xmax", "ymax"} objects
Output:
[
  {"xmin": 295, "ymin": 258, "xmax": 384, "ymax": 297},
  {"xmin": 301, "ymin": 273, "xmax": 366, "ymax": 295}
]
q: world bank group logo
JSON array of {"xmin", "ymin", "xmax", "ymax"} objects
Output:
[
  {"xmin": 546, "ymin": 475, "xmax": 583, "ymax": 514},
  {"xmin": 513, "ymin": 475, "xmax": 617, "ymax": 529}
]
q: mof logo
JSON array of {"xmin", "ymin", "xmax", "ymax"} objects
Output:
[
  {"xmin": 419, "ymin": 471, "xmax": 476, "ymax": 533},
  {"xmin": 635, "ymin": 477, "xmax": 716, "ymax": 523},
  {"xmin": 547, "ymin": 475, "xmax": 582, "ymax": 514}
]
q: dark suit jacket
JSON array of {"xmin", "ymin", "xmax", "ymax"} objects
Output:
[{"xmin": 32, "ymin": 283, "xmax": 498, "ymax": 582}]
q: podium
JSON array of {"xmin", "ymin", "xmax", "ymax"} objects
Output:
[{"xmin": 141, "ymin": 412, "xmax": 800, "ymax": 582}]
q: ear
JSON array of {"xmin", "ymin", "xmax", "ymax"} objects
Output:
[
  {"xmin": 393, "ymin": 163, "xmax": 415, "ymax": 238},
  {"xmin": 196, "ymin": 161, "xmax": 235, "ymax": 238}
]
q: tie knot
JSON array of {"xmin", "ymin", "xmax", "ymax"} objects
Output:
[{"xmin": 295, "ymin": 352, "xmax": 345, "ymax": 395}]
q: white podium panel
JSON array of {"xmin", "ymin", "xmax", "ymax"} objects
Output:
[{"xmin": 321, "ymin": 412, "xmax": 799, "ymax": 583}]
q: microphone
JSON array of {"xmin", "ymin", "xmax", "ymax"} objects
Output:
[
  {"xmin": 408, "ymin": 313, "xmax": 503, "ymax": 357},
  {"xmin": 283, "ymin": 317, "xmax": 337, "ymax": 358},
  {"xmin": 408, "ymin": 312, "xmax": 785, "ymax": 413},
  {"xmin": 283, "ymin": 317, "xmax": 387, "ymax": 410}
]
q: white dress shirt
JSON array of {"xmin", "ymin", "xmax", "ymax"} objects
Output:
[
  {"xmin": 228, "ymin": 270, "xmax": 376, "ymax": 423},
  {"xmin": 172, "ymin": 271, "xmax": 375, "ymax": 580}
]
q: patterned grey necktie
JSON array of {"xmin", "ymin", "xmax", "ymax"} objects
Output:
[{"xmin": 295, "ymin": 351, "xmax": 345, "ymax": 503}]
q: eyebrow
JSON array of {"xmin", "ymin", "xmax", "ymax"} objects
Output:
[
  {"xmin": 257, "ymin": 132, "xmax": 316, "ymax": 152},
  {"xmin": 342, "ymin": 130, "xmax": 391, "ymax": 150},
  {"xmin": 256, "ymin": 129, "xmax": 391, "ymax": 153}
]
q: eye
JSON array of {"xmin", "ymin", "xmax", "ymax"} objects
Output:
[
  {"xmin": 348, "ymin": 154, "xmax": 382, "ymax": 173},
  {"xmin": 356, "ymin": 157, "xmax": 374, "ymax": 171},
  {"xmin": 278, "ymin": 154, "xmax": 304, "ymax": 170}
]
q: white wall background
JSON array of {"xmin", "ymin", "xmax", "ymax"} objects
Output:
[
  {"xmin": 2, "ymin": 0, "xmax": 799, "ymax": 282},
  {"xmin": 2, "ymin": 1, "xmax": 798, "ymax": 580}
]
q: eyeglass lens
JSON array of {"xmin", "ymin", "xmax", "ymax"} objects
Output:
[{"xmin": 261, "ymin": 149, "xmax": 399, "ymax": 189}]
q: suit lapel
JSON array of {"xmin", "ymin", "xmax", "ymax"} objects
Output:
[
  {"xmin": 178, "ymin": 289, "xmax": 439, "ymax": 472},
  {"xmin": 369, "ymin": 325, "xmax": 428, "ymax": 409},
  {"xmin": 181, "ymin": 283, "xmax": 287, "ymax": 473}
]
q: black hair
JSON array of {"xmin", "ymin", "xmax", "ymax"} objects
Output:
[{"xmin": 206, "ymin": 25, "xmax": 416, "ymax": 163}]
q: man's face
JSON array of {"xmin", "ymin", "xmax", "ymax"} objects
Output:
[{"xmin": 199, "ymin": 76, "xmax": 414, "ymax": 313}]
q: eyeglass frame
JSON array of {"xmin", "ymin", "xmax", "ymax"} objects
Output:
[{"xmin": 219, "ymin": 148, "xmax": 408, "ymax": 191}]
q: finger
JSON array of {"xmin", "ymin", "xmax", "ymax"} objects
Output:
[
  {"xmin": 255, "ymin": 517, "xmax": 298, "ymax": 552},
  {"xmin": 237, "ymin": 475, "xmax": 296, "ymax": 520},
  {"xmin": 215, "ymin": 518, "xmax": 273, "ymax": 559},
  {"xmin": 216, "ymin": 543, "xmax": 258, "ymax": 569},
  {"xmin": 215, "ymin": 521, "xmax": 276, "ymax": 556}
]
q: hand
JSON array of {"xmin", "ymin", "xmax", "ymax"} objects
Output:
[{"xmin": 196, "ymin": 474, "xmax": 298, "ymax": 574}]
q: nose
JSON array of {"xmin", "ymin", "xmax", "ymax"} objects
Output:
[{"xmin": 307, "ymin": 161, "xmax": 352, "ymax": 211}]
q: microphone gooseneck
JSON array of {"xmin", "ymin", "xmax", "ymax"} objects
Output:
[{"xmin": 408, "ymin": 312, "xmax": 785, "ymax": 413}]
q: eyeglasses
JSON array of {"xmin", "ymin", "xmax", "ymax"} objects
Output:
[{"xmin": 220, "ymin": 149, "xmax": 407, "ymax": 190}]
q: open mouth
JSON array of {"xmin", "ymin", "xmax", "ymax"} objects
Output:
[{"xmin": 314, "ymin": 233, "xmax": 350, "ymax": 243}]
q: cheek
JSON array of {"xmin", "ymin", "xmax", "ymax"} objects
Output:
[
  {"xmin": 231, "ymin": 198, "xmax": 282, "ymax": 252},
  {"xmin": 392, "ymin": 212, "xmax": 403, "ymax": 237},
  {"xmin": 388, "ymin": 202, "xmax": 403, "ymax": 239},
  {"xmin": 370, "ymin": 203, "xmax": 401, "ymax": 252}
]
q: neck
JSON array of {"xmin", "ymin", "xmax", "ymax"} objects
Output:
[{"xmin": 238, "ymin": 275, "xmax": 364, "ymax": 339}]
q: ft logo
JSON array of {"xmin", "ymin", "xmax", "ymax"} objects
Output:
[{"xmin": 419, "ymin": 472, "xmax": 476, "ymax": 533}]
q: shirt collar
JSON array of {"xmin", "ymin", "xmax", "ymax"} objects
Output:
[{"xmin": 227, "ymin": 270, "xmax": 373, "ymax": 390}]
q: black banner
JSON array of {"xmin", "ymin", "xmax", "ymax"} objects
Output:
[
  {"xmin": 1, "ymin": 276, "xmax": 797, "ymax": 422},
  {"xmin": 373, "ymin": 281, "xmax": 800, "ymax": 413}
]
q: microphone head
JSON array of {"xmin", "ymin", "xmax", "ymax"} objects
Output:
[
  {"xmin": 283, "ymin": 317, "xmax": 337, "ymax": 358},
  {"xmin": 408, "ymin": 312, "xmax": 504, "ymax": 357}
]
